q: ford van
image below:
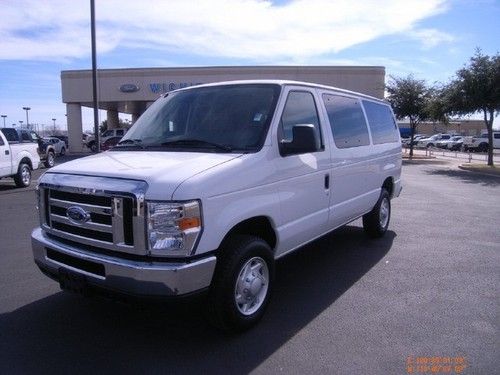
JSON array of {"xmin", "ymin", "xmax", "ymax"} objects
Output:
[{"xmin": 32, "ymin": 80, "xmax": 402, "ymax": 331}]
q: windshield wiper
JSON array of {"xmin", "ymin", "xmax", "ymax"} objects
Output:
[
  {"xmin": 116, "ymin": 139, "xmax": 144, "ymax": 148},
  {"xmin": 160, "ymin": 139, "xmax": 233, "ymax": 152}
]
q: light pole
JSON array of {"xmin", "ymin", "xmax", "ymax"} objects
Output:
[
  {"xmin": 19, "ymin": 120, "xmax": 24, "ymax": 127},
  {"xmin": 1, "ymin": 115, "xmax": 6, "ymax": 127},
  {"xmin": 52, "ymin": 118, "xmax": 56, "ymax": 133},
  {"xmin": 22, "ymin": 107, "xmax": 31, "ymax": 129}
]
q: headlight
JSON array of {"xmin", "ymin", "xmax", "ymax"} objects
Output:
[{"xmin": 147, "ymin": 200, "xmax": 202, "ymax": 256}]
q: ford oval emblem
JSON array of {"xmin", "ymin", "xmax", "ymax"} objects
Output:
[
  {"xmin": 119, "ymin": 84, "xmax": 140, "ymax": 93},
  {"xmin": 66, "ymin": 206, "xmax": 91, "ymax": 225}
]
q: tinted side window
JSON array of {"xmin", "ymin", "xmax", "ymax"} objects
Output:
[
  {"xmin": 0, "ymin": 135, "xmax": 4, "ymax": 146},
  {"xmin": 494, "ymin": 133, "xmax": 500, "ymax": 139},
  {"xmin": 323, "ymin": 94, "xmax": 370, "ymax": 148},
  {"xmin": 1, "ymin": 128, "xmax": 19, "ymax": 142},
  {"xmin": 116, "ymin": 129, "xmax": 124, "ymax": 136},
  {"xmin": 363, "ymin": 100, "xmax": 399, "ymax": 144},
  {"xmin": 280, "ymin": 91, "xmax": 322, "ymax": 152}
]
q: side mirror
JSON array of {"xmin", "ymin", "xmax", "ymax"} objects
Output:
[{"xmin": 280, "ymin": 124, "xmax": 318, "ymax": 155}]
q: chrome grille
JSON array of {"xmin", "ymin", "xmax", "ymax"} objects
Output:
[
  {"xmin": 38, "ymin": 173, "xmax": 147, "ymax": 255},
  {"xmin": 48, "ymin": 190, "xmax": 116, "ymax": 244}
]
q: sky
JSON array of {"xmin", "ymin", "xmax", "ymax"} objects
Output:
[{"xmin": 0, "ymin": 0, "xmax": 499, "ymax": 132}]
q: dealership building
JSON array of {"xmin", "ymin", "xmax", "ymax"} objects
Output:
[{"xmin": 61, "ymin": 66, "xmax": 386, "ymax": 152}]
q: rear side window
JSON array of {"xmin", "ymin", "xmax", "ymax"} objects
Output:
[
  {"xmin": 494, "ymin": 133, "xmax": 500, "ymax": 139},
  {"xmin": 1, "ymin": 128, "xmax": 19, "ymax": 142},
  {"xmin": 323, "ymin": 94, "xmax": 370, "ymax": 149},
  {"xmin": 280, "ymin": 91, "xmax": 322, "ymax": 152},
  {"xmin": 363, "ymin": 100, "xmax": 399, "ymax": 144}
]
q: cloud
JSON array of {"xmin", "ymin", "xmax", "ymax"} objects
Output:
[
  {"xmin": 0, "ymin": 0, "xmax": 450, "ymax": 62},
  {"xmin": 409, "ymin": 28, "xmax": 455, "ymax": 49}
]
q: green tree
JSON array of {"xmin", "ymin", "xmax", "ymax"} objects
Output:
[
  {"xmin": 444, "ymin": 49, "xmax": 500, "ymax": 166},
  {"xmin": 386, "ymin": 75, "xmax": 431, "ymax": 158}
]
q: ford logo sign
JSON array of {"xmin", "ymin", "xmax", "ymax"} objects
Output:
[
  {"xmin": 66, "ymin": 206, "xmax": 91, "ymax": 225},
  {"xmin": 119, "ymin": 84, "xmax": 140, "ymax": 93}
]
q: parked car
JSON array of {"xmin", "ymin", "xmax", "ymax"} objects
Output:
[
  {"xmin": 404, "ymin": 134, "xmax": 428, "ymax": 147},
  {"xmin": 0, "ymin": 128, "xmax": 40, "ymax": 187},
  {"xmin": 86, "ymin": 128, "xmax": 128, "ymax": 152},
  {"xmin": 52, "ymin": 135, "xmax": 69, "ymax": 148},
  {"xmin": 462, "ymin": 132, "xmax": 500, "ymax": 152},
  {"xmin": 1, "ymin": 128, "xmax": 56, "ymax": 168},
  {"xmin": 443, "ymin": 136, "xmax": 464, "ymax": 151},
  {"xmin": 100, "ymin": 136, "xmax": 122, "ymax": 151},
  {"xmin": 417, "ymin": 134, "xmax": 452, "ymax": 148},
  {"xmin": 44, "ymin": 137, "xmax": 66, "ymax": 155},
  {"xmin": 32, "ymin": 80, "xmax": 402, "ymax": 331}
]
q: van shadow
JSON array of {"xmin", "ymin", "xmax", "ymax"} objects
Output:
[{"xmin": 0, "ymin": 226, "xmax": 394, "ymax": 374}]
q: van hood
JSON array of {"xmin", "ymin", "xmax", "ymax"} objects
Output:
[{"xmin": 47, "ymin": 151, "xmax": 242, "ymax": 199}]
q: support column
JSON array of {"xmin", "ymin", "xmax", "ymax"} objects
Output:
[
  {"xmin": 107, "ymin": 110, "xmax": 119, "ymax": 129},
  {"xmin": 132, "ymin": 113, "xmax": 140, "ymax": 124},
  {"xmin": 67, "ymin": 103, "xmax": 83, "ymax": 153}
]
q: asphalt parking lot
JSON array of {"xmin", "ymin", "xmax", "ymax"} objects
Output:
[{"xmin": 0, "ymin": 156, "xmax": 498, "ymax": 374}]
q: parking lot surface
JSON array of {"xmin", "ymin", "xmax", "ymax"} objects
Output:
[{"xmin": 0, "ymin": 157, "xmax": 498, "ymax": 374}]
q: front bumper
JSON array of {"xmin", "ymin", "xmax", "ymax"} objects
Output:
[{"xmin": 31, "ymin": 228, "xmax": 216, "ymax": 297}]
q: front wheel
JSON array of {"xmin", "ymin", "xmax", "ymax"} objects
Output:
[
  {"xmin": 207, "ymin": 235, "xmax": 274, "ymax": 332},
  {"xmin": 44, "ymin": 151, "xmax": 55, "ymax": 168},
  {"xmin": 14, "ymin": 163, "xmax": 31, "ymax": 187},
  {"xmin": 363, "ymin": 189, "xmax": 391, "ymax": 238}
]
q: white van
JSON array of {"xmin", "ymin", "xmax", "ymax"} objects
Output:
[{"xmin": 32, "ymin": 80, "xmax": 402, "ymax": 331}]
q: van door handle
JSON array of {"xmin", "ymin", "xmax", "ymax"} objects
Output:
[
  {"xmin": 4, "ymin": 150, "xmax": 9, "ymax": 155},
  {"xmin": 324, "ymin": 174, "xmax": 330, "ymax": 189}
]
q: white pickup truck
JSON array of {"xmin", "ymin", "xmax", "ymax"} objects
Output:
[
  {"xmin": 31, "ymin": 80, "xmax": 402, "ymax": 331},
  {"xmin": 0, "ymin": 128, "xmax": 40, "ymax": 187},
  {"xmin": 462, "ymin": 131, "xmax": 500, "ymax": 152}
]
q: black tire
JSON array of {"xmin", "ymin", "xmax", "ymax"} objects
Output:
[
  {"xmin": 363, "ymin": 189, "xmax": 391, "ymax": 238},
  {"xmin": 14, "ymin": 163, "xmax": 31, "ymax": 188},
  {"xmin": 60, "ymin": 147, "xmax": 66, "ymax": 156},
  {"xmin": 426, "ymin": 143, "xmax": 434, "ymax": 148},
  {"xmin": 478, "ymin": 143, "xmax": 488, "ymax": 153},
  {"xmin": 89, "ymin": 141, "xmax": 97, "ymax": 153},
  {"xmin": 44, "ymin": 151, "xmax": 55, "ymax": 168},
  {"xmin": 207, "ymin": 235, "xmax": 274, "ymax": 332}
]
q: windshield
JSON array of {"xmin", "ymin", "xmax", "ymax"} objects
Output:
[{"xmin": 118, "ymin": 84, "xmax": 281, "ymax": 152}]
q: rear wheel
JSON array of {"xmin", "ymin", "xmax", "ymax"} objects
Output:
[
  {"xmin": 14, "ymin": 163, "xmax": 31, "ymax": 187},
  {"xmin": 207, "ymin": 235, "xmax": 274, "ymax": 332},
  {"xmin": 363, "ymin": 189, "xmax": 391, "ymax": 238}
]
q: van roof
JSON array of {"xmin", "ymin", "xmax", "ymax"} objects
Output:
[{"xmin": 167, "ymin": 79, "xmax": 386, "ymax": 104}]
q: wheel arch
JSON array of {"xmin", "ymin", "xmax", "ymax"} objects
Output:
[
  {"xmin": 220, "ymin": 216, "xmax": 277, "ymax": 252},
  {"xmin": 382, "ymin": 176, "xmax": 394, "ymax": 198}
]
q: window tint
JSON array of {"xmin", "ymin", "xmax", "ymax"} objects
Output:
[
  {"xmin": 0, "ymin": 135, "xmax": 4, "ymax": 146},
  {"xmin": 323, "ymin": 94, "xmax": 370, "ymax": 148},
  {"xmin": 280, "ymin": 91, "xmax": 322, "ymax": 152},
  {"xmin": 0, "ymin": 128, "xmax": 18, "ymax": 142},
  {"xmin": 363, "ymin": 100, "xmax": 399, "ymax": 144},
  {"xmin": 494, "ymin": 133, "xmax": 500, "ymax": 139},
  {"xmin": 116, "ymin": 129, "xmax": 124, "ymax": 136}
]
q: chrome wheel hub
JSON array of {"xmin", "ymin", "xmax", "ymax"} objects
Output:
[
  {"xmin": 379, "ymin": 197, "xmax": 390, "ymax": 228},
  {"xmin": 21, "ymin": 167, "xmax": 30, "ymax": 185},
  {"xmin": 234, "ymin": 257, "xmax": 269, "ymax": 315}
]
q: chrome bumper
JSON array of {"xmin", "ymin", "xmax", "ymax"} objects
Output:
[{"xmin": 31, "ymin": 228, "xmax": 216, "ymax": 297}]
